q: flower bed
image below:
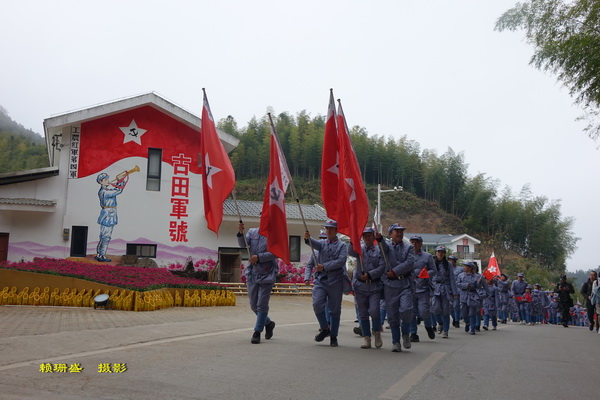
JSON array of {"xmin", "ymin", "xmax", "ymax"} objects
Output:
[
  {"xmin": 239, "ymin": 259, "xmax": 309, "ymax": 284},
  {"xmin": 0, "ymin": 258, "xmax": 226, "ymax": 292},
  {"xmin": 167, "ymin": 257, "xmax": 217, "ymax": 281}
]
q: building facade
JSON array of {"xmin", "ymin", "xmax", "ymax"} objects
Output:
[{"xmin": 0, "ymin": 93, "xmax": 326, "ymax": 279}]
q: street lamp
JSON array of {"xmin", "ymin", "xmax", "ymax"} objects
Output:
[{"xmin": 376, "ymin": 184, "xmax": 402, "ymax": 233}]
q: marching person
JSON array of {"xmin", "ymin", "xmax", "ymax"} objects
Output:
[
  {"xmin": 449, "ymin": 255, "xmax": 462, "ymax": 328},
  {"xmin": 456, "ymin": 261, "xmax": 486, "ymax": 335},
  {"xmin": 511, "ymin": 272, "xmax": 528, "ymax": 324},
  {"xmin": 548, "ymin": 295, "xmax": 559, "ymax": 324},
  {"xmin": 304, "ymin": 231, "xmax": 332, "ymax": 328},
  {"xmin": 431, "ymin": 246, "xmax": 458, "ymax": 339},
  {"xmin": 303, "ymin": 230, "xmax": 327, "ymax": 284},
  {"xmin": 554, "ymin": 274, "xmax": 575, "ymax": 328},
  {"xmin": 408, "ymin": 235, "xmax": 437, "ymax": 342},
  {"xmin": 304, "ymin": 219, "xmax": 348, "ymax": 347},
  {"xmin": 496, "ymin": 273, "xmax": 511, "ymax": 324},
  {"xmin": 237, "ymin": 222, "xmax": 278, "ymax": 344},
  {"xmin": 581, "ymin": 271, "xmax": 598, "ymax": 331},
  {"xmin": 522, "ymin": 286, "xmax": 533, "ymax": 326},
  {"xmin": 483, "ymin": 277, "xmax": 500, "ymax": 330},
  {"xmin": 591, "ymin": 273, "xmax": 600, "ymax": 333},
  {"xmin": 531, "ymin": 283, "xmax": 548, "ymax": 324},
  {"xmin": 377, "ymin": 224, "xmax": 415, "ymax": 352},
  {"xmin": 348, "ymin": 227, "xmax": 385, "ymax": 349}
]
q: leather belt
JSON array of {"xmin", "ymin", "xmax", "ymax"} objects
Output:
[{"xmin": 388, "ymin": 274, "xmax": 410, "ymax": 280}]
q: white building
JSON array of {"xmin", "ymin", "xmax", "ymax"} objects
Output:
[
  {"xmin": 0, "ymin": 93, "xmax": 326, "ymax": 280},
  {"xmin": 404, "ymin": 232, "xmax": 482, "ymax": 270}
]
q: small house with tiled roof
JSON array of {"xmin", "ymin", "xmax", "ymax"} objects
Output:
[{"xmin": 405, "ymin": 232, "xmax": 481, "ymax": 268}]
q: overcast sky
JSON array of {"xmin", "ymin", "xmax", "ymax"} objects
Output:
[{"xmin": 1, "ymin": 0, "xmax": 598, "ymax": 272}]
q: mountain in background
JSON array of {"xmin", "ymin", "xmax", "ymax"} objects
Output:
[{"xmin": 0, "ymin": 106, "xmax": 49, "ymax": 173}]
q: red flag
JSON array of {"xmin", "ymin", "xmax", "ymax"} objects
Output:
[
  {"xmin": 336, "ymin": 100, "xmax": 369, "ymax": 256},
  {"xmin": 321, "ymin": 89, "xmax": 339, "ymax": 220},
  {"xmin": 259, "ymin": 118, "xmax": 291, "ymax": 264},
  {"xmin": 418, "ymin": 266, "xmax": 430, "ymax": 279},
  {"xmin": 483, "ymin": 251, "xmax": 501, "ymax": 281},
  {"xmin": 200, "ymin": 89, "xmax": 236, "ymax": 235}
]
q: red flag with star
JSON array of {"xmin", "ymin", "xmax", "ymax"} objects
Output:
[
  {"xmin": 336, "ymin": 100, "xmax": 369, "ymax": 256},
  {"xmin": 259, "ymin": 119, "xmax": 290, "ymax": 263},
  {"xmin": 321, "ymin": 89, "xmax": 339, "ymax": 221},
  {"xmin": 483, "ymin": 251, "xmax": 501, "ymax": 281},
  {"xmin": 200, "ymin": 89, "xmax": 236, "ymax": 235}
]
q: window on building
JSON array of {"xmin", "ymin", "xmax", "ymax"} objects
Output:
[
  {"xmin": 289, "ymin": 235, "xmax": 300, "ymax": 262},
  {"xmin": 147, "ymin": 148, "xmax": 162, "ymax": 191},
  {"xmin": 457, "ymin": 245, "xmax": 470, "ymax": 254},
  {"xmin": 126, "ymin": 244, "xmax": 157, "ymax": 258}
]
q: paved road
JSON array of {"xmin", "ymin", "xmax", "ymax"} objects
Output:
[{"xmin": 1, "ymin": 296, "xmax": 598, "ymax": 400}]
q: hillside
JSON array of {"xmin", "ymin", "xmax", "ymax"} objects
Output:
[
  {"xmin": 235, "ymin": 178, "xmax": 466, "ymax": 234},
  {"xmin": 0, "ymin": 106, "xmax": 48, "ymax": 173},
  {"xmin": 0, "ymin": 106, "xmax": 44, "ymax": 144}
]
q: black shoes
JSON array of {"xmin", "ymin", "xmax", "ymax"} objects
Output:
[
  {"xmin": 353, "ymin": 326, "xmax": 363, "ymax": 336},
  {"xmin": 330, "ymin": 336, "xmax": 338, "ymax": 347},
  {"xmin": 251, "ymin": 331, "xmax": 261, "ymax": 344},
  {"xmin": 425, "ymin": 326, "xmax": 436, "ymax": 340},
  {"xmin": 464, "ymin": 324, "xmax": 470, "ymax": 332},
  {"xmin": 410, "ymin": 333, "xmax": 420, "ymax": 342},
  {"xmin": 265, "ymin": 321, "xmax": 276, "ymax": 339},
  {"xmin": 315, "ymin": 328, "xmax": 331, "ymax": 342},
  {"xmin": 483, "ymin": 326, "xmax": 489, "ymax": 331}
]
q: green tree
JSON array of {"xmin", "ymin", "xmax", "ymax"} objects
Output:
[
  {"xmin": 496, "ymin": 0, "xmax": 600, "ymax": 139},
  {"xmin": 216, "ymin": 115, "xmax": 240, "ymax": 138}
]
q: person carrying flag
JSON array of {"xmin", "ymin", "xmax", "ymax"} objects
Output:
[
  {"xmin": 303, "ymin": 230, "xmax": 327, "ymax": 284},
  {"xmin": 237, "ymin": 223, "xmax": 278, "ymax": 344},
  {"xmin": 408, "ymin": 235, "xmax": 437, "ymax": 343},
  {"xmin": 376, "ymin": 224, "xmax": 415, "ymax": 352},
  {"xmin": 348, "ymin": 227, "xmax": 385, "ymax": 349},
  {"xmin": 304, "ymin": 219, "xmax": 348, "ymax": 347}
]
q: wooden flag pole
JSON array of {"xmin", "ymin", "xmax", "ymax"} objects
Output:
[{"xmin": 231, "ymin": 189, "xmax": 251, "ymax": 256}]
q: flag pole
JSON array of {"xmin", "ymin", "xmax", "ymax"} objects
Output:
[
  {"xmin": 267, "ymin": 113, "xmax": 318, "ymax": 264},
  {"xmin": 376, "ymin": 232, "xmax": 391, "ymax": 271},
  {"xmin": 231, "ymin": 189, "xmax": 251, "ymax": 256}
]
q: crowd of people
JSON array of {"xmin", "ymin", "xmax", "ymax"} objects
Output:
[{"xmin": 237, "ymin": 220, "xmax": 600, "ymax": 348}]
